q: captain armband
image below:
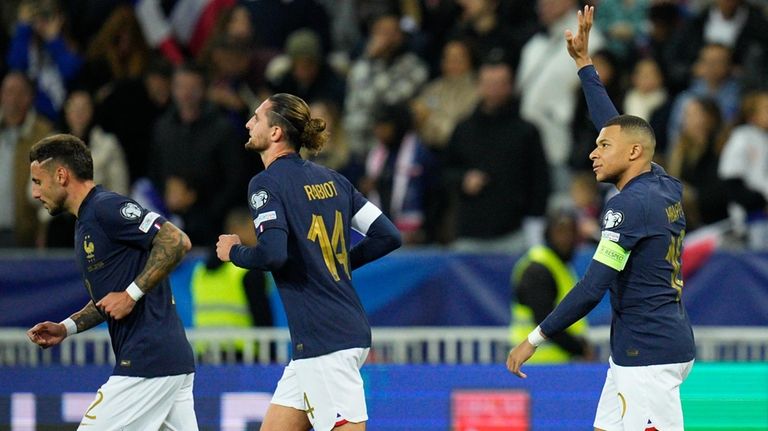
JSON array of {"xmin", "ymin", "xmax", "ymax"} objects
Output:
[
  {"xmin": 60, "ymin": 318, "xmax": 77, "ymax": 338},
  {"xmin": 126, "ymin": 282, "xmax": 145, "ymax": 301},
  {"xmin": 593, "ymin": 237, "xmax": 631, "ymax": 271}
]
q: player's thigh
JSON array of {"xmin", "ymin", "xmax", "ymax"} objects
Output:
[
  {"xmin": 78, "ymin": 375, "xmax": 180, "ymax": 431},
  {"xmin": 608, "ymin": 358, "xmax": 657, "ymax": 431},
  {"xmin": 261, "ymin": 403, "xmax": 312, "ymax": 431},
  {"xmin": 593, "ymin": 363, "xmax": 623, "ymax": 431},
  {"xmin": 644, "ymin": 360, "xmax": 694, "ymax": 431},
  {"xmin": 266, "ymin": 361, "xmax": 312, "ymax": 431},
  {"xmin": 161, "ymin": 373, "xmax": 199, "ymax": 431},
  {"xmin": 293, "ymin": 348, "xmax": 369, "ymax": 431}
]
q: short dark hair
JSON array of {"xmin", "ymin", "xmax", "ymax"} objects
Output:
[
  {"xmin": 603, "ymin": 114, "xmax": 656, "ymax": 146},
  {"xmin": 29, "ymin": 134, "xmax": 93, "ymax": 180}
]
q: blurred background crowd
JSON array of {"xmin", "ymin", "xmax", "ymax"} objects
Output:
[{"xmin": 2, "ymin": 0, "xmax": 768, "ymax": 255}]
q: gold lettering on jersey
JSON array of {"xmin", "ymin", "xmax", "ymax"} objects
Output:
[
  {"xmin": 304, "ymin": 181, "xmax": 338, "ymax": 201},
  {"xmin": 665, "ymin": 202, "xmax": 684, "ymax": 223}
]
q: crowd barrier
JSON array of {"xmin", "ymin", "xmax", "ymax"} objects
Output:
[
  {"xmin": 3, "ymin": 248, "xmax": 768, "ymax": 329},
  {"xmin": 2, "ymin": 326, "xmax": 767, "ymax": 367}
]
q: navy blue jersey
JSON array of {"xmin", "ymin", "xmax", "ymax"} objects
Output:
[
  {"xmin": 74, "ymin": 186, "xmax": 194, "ymax": 377},
  {"xmin": 246, "ymin": 154, "xmax": 372, "ymax": 359},
  {"xmin": 598, "ymin": 164, "xmax": 695, "ymax": 365}
]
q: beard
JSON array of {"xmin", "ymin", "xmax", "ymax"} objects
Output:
[
  {"xmin": 245, "ymin": 134, "xmax": 268, "ymax": 152},
  {"xmin": 45, "ymin": 201, "xmax": 64, "ymax": 216}
]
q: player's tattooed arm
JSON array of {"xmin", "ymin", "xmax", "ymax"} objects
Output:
[
  {"xmin": 134, "ymin": 222, "xmax": 192, "ymax": 294},
  {"xmin": 71, "ymin": 301, "xmax": 106, "ymax": 332}
]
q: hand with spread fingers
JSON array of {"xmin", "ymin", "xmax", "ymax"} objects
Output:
[{"xmin": 565, "ymin": 5, "xmax": 595, "ymax": 69}]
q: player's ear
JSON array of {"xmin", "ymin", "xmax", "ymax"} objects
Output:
[
  {"xmin": 55, "ymin": 166, "xmax": 68, "ymax": 185},
  {"xmin": 271, "ymin": 124, "xmax": 282, "ymax": 142},
  {"xmin": 628, "ymin": 142, "xmax": 643, "ymax": 161}
]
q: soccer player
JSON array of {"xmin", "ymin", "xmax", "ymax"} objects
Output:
[
  {"xmin": 216, "ymin": 93, "xmax": 402, "ymax": 431},
  {"xmin": 506, "ymin": 6, "xmax": 696, "ymax": 431},
  {"xmin": 26, "ymin": 134, "xmax": 198, "ymax": 430}
]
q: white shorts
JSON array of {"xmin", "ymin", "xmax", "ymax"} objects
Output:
[
  {"xmin": 271, "ymin": 347, "xmax": 369, "ymax": 431},
  {"xmin": 77, "ymin": 373, "xmax": 198, "ymax": 431},
  {"xmin": 594, "ymin": 357, "xmax": 694, "ymax": 431}
]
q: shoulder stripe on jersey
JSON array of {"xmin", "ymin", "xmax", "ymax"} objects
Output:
[
  {"xmin": 139, "ymin": 212, "xmax": 161, "ymax": 233},
  {"xmin": 351, "ymin": 202, "xmax": 382, "ymax": 235},
  {"xmin": 593, "ymin": 238, "xmax": 631, "ymax": 271}
]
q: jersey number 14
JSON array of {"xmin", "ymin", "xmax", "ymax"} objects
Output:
[{"xmin": 307, "ymin": 211, "xmax": 351, "ymax": 282}]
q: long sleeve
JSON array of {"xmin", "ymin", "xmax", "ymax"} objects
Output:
[
  {"xmin": 516, "ymin": 262, "xmax": 587, "ymax": 356},
  {"xmin": 540, "ymin": 260, "xmax": 616, "ymax": 337},
  {"xmin": 45, "ymin": 37, "xmax": 83, "ymax": 80},
  {"xmin": 350, "ymin": 213, "xmax": 402, "ymax": 270},
  {"xmin": 7, "ymin": 23, "xmax": 32, "ymax": 70},
  {"xmin": 230, "ymin": 229, "xmax": 288, "ymax": 271},
  {"xmin": 577, "ymin": 65, "xmax": 620, "ymax": 131}
]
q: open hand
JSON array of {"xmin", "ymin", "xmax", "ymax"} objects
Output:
[
  {"xmin": 27, "ymin": 321, "xmax": 66, "ymax": 348},
  {"xmin": 565, "ymin": 5, "xmax": 594, "ymax": 69}
]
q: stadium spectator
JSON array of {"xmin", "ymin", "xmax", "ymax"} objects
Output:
[
  {"xmin": 718, "ymin": 90, "xmax": 768, "ymax": 249},
  {"xmin": 449, "ymin": 0, "xmax": 534, "ymax": 70},
  {"xmin": 42, "ymin": 89, "xmax": 130, "ymax": 248},
  {"xmin": 0, "ymin": 71, "xmax": 53, "ymax": 247},
  {"xmin": 667, "ymin": 0, "xmax": 768, "ymax": 93},
  {"xmin": 95, "ymin": 56, "xmax": 172, "ymax": 182},
  {"xmin": 26, "ymin": 134, "xmax": 198, "ymax": 429},
  {"xmin": 508, "ymin": 8, "xmax": 695, "ymax": 431},
  {"xmin": 302, "ymin": 99, "xmax": 355, "ymax": 178},
  {"xmin": 149, "ymin": 63, "xmax": 243, "ymax": 246},
  {"xmin": 360, "ymin": 103, "xmax": 438, "ymax": 245},
  {"xmin": 516, "ymin": 0, "xmax": 604, "ymax": 194},
  {"xmin": 592, "ymin": 0, "xmax": 649, "ymax": 65},
  {"xmin": 667, "ymin": 96, "xmax": 730, "ymax": 230},
  {"xmin": 77, "ymin": 5, "xmax": 150, "ymax": 97},
  {"xmin": 667, "ymin": 43, "xmax": 741, "ymax": 148},
  {"xmin": 216, "ymin": 93, "xmax": 401, "ymax": 430},
  {"xmin": 623, "ymin": 56, "xmax": 671, "ymax": 153},
  {"xmin": 191, "ymin": 207, "xmax": 271, "ymax": 362},
  {"xmin": 411, "ymin": 38, "xmax": 479, "ymax": 151},
  {"xmin": 510, "ymin": 208, "xmax": 592, "ymax": 363},
  {"xmin": 344, "ymin": 13, "xmax": 429, "ymax": 157},
  {"xmin": 267, "ymin": 28, "xmax": 346, "ymax": 109},
  {"xmin": 623, "ymin": 57, "xmax": 668, "ymax": 124},
  {"xmin": 238, "ymin": 0, "xmax": 332, "ymax": 54},
  {"xmin": 445, "ymin": 59, "xmax": 550, "ymax": 253},
  {"xmin": 7, "ymin": 0, "xmax": 83, "ymax": 121}
]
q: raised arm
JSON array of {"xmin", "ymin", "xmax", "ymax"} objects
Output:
[
  {"xmin": 27, "ymin": 301, "xmax": 106, "ymax": 348},
  {"xmin": 566, "ymin": 5, "xmax": 619, "ymax": 129},
  {"xmin": 97, "ymin": 222, "xmax": 191, "ymax": 319}
]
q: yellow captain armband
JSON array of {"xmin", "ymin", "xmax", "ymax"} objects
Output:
[{"xmin": 593, "ymin": 237, "xmax": 631, "ymax": 271}]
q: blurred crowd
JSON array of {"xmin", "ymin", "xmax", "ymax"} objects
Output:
[{"xmin": 2, "ymin": 0, "xmax": 768, "ymax": 253}]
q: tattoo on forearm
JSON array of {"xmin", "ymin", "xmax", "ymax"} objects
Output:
[
  {"xmin": 134, "ymin": 223, "xmax": 187, "ymax": 293},
  {"xmin": 72, "ymin": 301, "xmax": 106, "ymax": 333}
]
